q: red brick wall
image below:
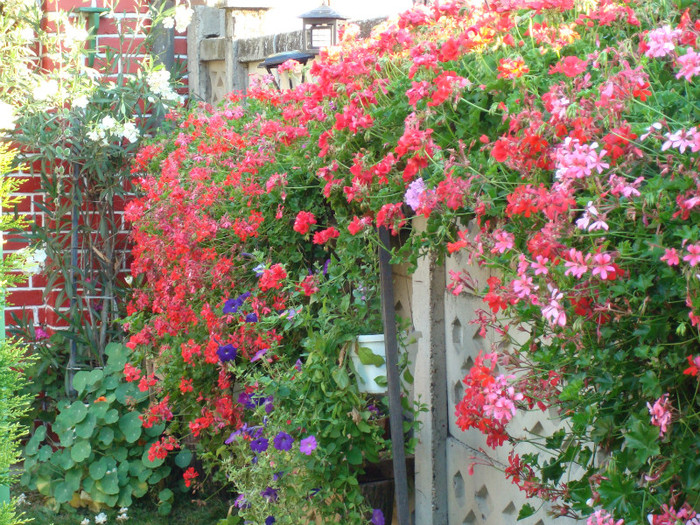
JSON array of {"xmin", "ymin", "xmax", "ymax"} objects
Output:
[{"xmin": 4, "ymin": 0, "xmax": 189, "ymax": 333}]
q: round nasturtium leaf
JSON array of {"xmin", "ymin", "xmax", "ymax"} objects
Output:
[
  {"xmin": 98, "ymin": 471, "xmax": 120, "ymax": 495},
  {"xmin": 158, "ymin": 488, "xmax": 174, "ymax": 503},
  {"xmin": 53, "ymin": 449, "xmax": 75, "ymax": 470},
  {"xmin": 104, "ymin": 408, "xmax": 119, "ymax": 424},
  {"xmin": 53, "ymin": 481, "xmax": 74, "ymax": 504},
  {"xmin": 64, "ymin": 401, "xmax": 88, "ymax": 425},
  {"xmin": 131, "ymin": 479, "xmax": 148, "ymax": 498},
  {"xmin": 158, "ymin": 502, "xmax": 172, "ymax": 516},
  {"xmin": 89, "ymin": 457, "xmax": 108, "ymax": 480},
  {"xmin": 71, "ymin": 440, "xmax": 92, "ymax": 463},
  {"xmin": 76, "ymin": 413, "xmax": 97, "ymax": 439},
  {"xmin": 24, "ymin": 426, "xmax": 46, "ymax": 456},
  {"xmin": 118, "ymin": 411, "xmax": 142, "ymax": 443},
  {"xmin": 174, "ymin": 448, "xmax": 192, "ymax": 468},
  {"xmin": 98, "ymin": 427, "xmax": 114, "ymax": 446}
]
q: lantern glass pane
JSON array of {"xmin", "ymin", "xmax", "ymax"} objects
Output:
[{"xmin": 311, "ymin": 25, "xmax": 332, "ymax": 48}]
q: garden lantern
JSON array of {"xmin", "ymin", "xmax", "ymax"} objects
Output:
[
  {"xmin": 259, "ymin": 50, "xmax": 315, "ymax": 90},
  {"xmin": 300, "ymin": 2, "xmax": 346, "ymax": 53}
]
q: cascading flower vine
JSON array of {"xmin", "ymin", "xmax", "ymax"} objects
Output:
[{"xmin": 125, "ymin": 0, "xmax": 700, "ymax": 522}]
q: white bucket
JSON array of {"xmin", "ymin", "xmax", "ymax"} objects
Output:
[{"xmin": 351, "ymin": 334, "xmax": 387, "ymax": 394}]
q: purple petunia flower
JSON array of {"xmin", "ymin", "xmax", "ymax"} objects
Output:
[
  {"xmin": 299, "ymin": 435, "xmax": 317, "ymax": 455},
  {"xmin": 244, "ymin": 313, "xmax": 258, "ymax": 323},
  {"xmin": 371, "ymin": 509, "xmax": 385, "ymax": 525},
  {"xmin": 294, "ymin": 359, "xmax": 303, "ymax": 371},
  {"xmin": 234, "ymin": 494, "xmax": 250, "ymax": 509},
  {"xmin": 250, "ymin": 437, "xmax": 269, "ymax": 453},
  {"xmin": 265, "ymin": 517, "xmax": 275, "ymax": 525},
  {"xmin": 251, "ymin": 348, "xmax": 268, "ymax": 362},
  {"xmin": 273, "ymin": 432, "xmax": 293, "ymax": 451},
  {"xmin": 223, "ymin": 292, "xmax": 251, "ymax": 315},
  {"xmin": 323, "ymin": 259, "xmax": 330, "ymax": 276},
  {"xmin": 216, "ymin": 344, "xmax": 237, "ymax": 362},
  {"xmin": 260, "ymin": 486, "xmax": 278, "ymax": 502}
]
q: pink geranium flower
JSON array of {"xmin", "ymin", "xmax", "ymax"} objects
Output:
[
  {"xmin": 683, "ymin": 243, "xmax": 700, "ymax": 266},
  {"xmin": 591, "ymin": 252, "xmax": 616, "ymax": 280},
  {"xmin": 647, "ymin": 393, "xmax": 672, "ymax": 437},
  {"xmin": 660, "ymin": 248, "xmax": 680, "ymax": 266}
]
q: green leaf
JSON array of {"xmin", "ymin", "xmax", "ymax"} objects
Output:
[
  {"xmin": 518, "ymin": 503, "xmax": 536, "ymax": 520},
  {"xmin": 145, "ymin": 422, "xmax": 166, "ymax": 437},
  {"xmin": 175, "ymin": 448, "xmax": 193, "ymax": 468},
  {"xmin": 65, "ymin": 468, "xmax": 82, "ymax": 492},
  {"xmin": 63, "ymin": 401, "xmax": 88, "ymax": 425},
  {"xmin": 98, "ymin": 427, "xmax": 115, "ymax": 446},
  {"xmin": 119, "ymin": 411, "xmax": 143, "ymax": 443},
  {"xmin": 115, "ymin": 382, "xmax": 140, "ymax": 405},
  {"xmin": 91, "ymin": 400, "xmax": 111, "ymax": 420},
  {"xmin": 37, "ymin": 444, "xmax": 53, "ymax": 462},
  {"xmin": 104, "ymin": 408, "xmax": 119, "ymax": 424},
  {"xmin": 332, "ymin": 367, "xmax": 350, "ymax": 389},
  {"xmin": 356, "ymin": 345, "xmax": 385, "ymax": 366},
  {"xmin": 25, "ymin": 426, "xmax": 47, "ymax": 456},
  {"xmin": 159, "ymin": 488, "xmax": 174, "ymax": 503},
  {"xmin": 76, "ymin": 413, "xmax": 97, "ymax": 439},
  {"xmin": 89, "ymin": 457, "xmax": 109, "ymax": 480},
  {"xmin": 73, "ymin": 369, "xmax": 104, "ymax": 394},
  {"xmin": 624, "ymin": 419, "xmax": 660, "ymax": 464},
  {"xmin": 53, "ymin": 481, "xmax": 74, "ymax": 504},
  {"xmin": 131, "ymin": 479, "xmax": 149, "ymax": 498},
  {"xmin": 71, "ymin": 439, "xmax": 92, "ymax": 462},
  {"xmin": 98, "ymin": 471, "xmax": 120, "ymax": 495},
  {"xmin": 158, "ymin": 502, "xmax": 172, "ymax": 516},
  {"xmin": 346, "ymin": 446, "xmax": 363, "ymax": 465}
]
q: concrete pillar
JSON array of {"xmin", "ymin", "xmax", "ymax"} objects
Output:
[
  {"xmin": 188, "ymin": 5, "xmax": 226, "ymax": 101},
  {"xmin": 412, "ymin": 219, "xmax": 448, "ymax": 525}
]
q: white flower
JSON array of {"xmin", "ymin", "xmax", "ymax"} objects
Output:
[
  {"xmin": 94, "ymin": 512, "xmax": 108, "ymax": 524},
  {"xmin": 80, "ymin": 519, "xmax": 91, "ymax": 525},
  {"xmin": 72, "ymin": 95, "xmax": 89, "ymax": 109},
  {"xmin": 15, "ymin": 493, "xmax": 28, "ymax": 506},
  {"xmin": 0, "ymin": 100, "xmax": 17, "ymax": 131},
  {"xmin": 162, "ymin": 16, "xmax": 175, "ymax": 29},
  {"xmin": 116, "ymin": 513, "xmax": 129, "ymax": 522},
  {"xmin": 174, "ymin": 4, "xmax": 193, "ymax": 33},
  {"xmin": 100, "ymin": 116, "xmax": 117, "ymax": 131},
  {"xmin": 121, "ymin": 121, "xmax": 140, "ymax": 143},
  {"xmin": 118, "ymin": 508, "xmax": 129, "ymax": 514},
  {"xmin": 63, "ymin": 21, "xmax": 89, "ymax": 49},
  {"xmin": 24, "ymin": 247, "xmax": 47, "ymax": 274},
  {"xmin": 146, "ymin": 68, "xmax": 179, "ymax": 101},
  {"xmin": 87, "ymin": 130, "xmax": 100, "ymax": 142},
  {"xmin": 32, "ymin": 79, "xmax": 59, "ymax": 101}
]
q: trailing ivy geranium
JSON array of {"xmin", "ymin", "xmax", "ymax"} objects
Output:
[{"xmin": 127, "ymin": 0, "xmax": 700, "ymax": 523}]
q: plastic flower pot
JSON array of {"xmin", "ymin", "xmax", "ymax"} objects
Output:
[{"xmin": 351, "ymin": 334, "xmax": 387, "ymax": 394}]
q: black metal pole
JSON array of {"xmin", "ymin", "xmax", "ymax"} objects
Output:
[
  {"xmin": 378, "ymin": 226, "xmax": 411, "ymax": 525},
  {"xmin": 66, "ymin": 161, "xmax": 80, "ymax": 398}
]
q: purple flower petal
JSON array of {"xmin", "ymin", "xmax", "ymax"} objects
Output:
[
  {"xmin": 250, "ymin": 437, "xmax": 269, "ymax": 453},
  {"xmin": 299, "ymin": 435, "xmax": 317, "ymax": 455},
  {"xmin": 273, "ymin": 432, "xmax": 293, "ymax": 451},
  {"xmin": 251, "ymin": 348, "xmax": 268, "ymax": 362}
]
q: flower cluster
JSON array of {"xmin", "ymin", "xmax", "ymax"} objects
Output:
[{"xmin": 126, "ymin": 0, "xmax": 700, "ymax": 522}]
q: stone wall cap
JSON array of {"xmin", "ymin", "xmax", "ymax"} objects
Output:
[{"xmin": 214, "ymin": 0, "xmax": 273, "ymax": 9}]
